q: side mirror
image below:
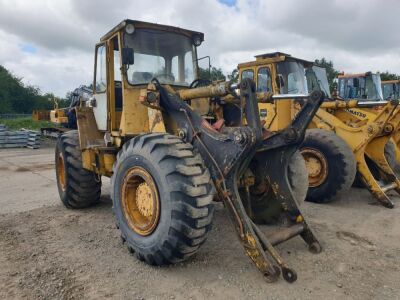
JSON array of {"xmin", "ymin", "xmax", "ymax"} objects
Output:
[
  {"xmin": 333, "ymin": 78, "xmax": 339, "ymax": 89},
  {"xmin": 122, "ymin": 47, "xmax": 134, "ymax": 65}
]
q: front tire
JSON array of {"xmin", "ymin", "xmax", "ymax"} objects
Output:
[
  {"xmin": 384, "ymin": 141, "xmax": 400, "ymax": 175},
  {"xmin": 111, "ymin": 133, "xmax": 214, "ymax": 265},
  {"xmin": 301, "ymin": 129, "xmax": 356, "ymax": 203}
]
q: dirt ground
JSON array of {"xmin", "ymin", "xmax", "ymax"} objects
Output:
[{"xmin": 1, "ymin": 143, "xmax": 400, "ymax": 300}]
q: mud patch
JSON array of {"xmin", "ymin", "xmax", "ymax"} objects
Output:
[
  {"xmin": 336, "ymin": 231, "xmax": 376, "ymax": 250},
  {"xmin": 15, "ymin": 167, "xmax": 30, "ymax": 172},
  {"xmin": 15, "ymin": 163, "xmax": 54, "ymax": 172}
]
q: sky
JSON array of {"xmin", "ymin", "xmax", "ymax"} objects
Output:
[{"xmin": 0, "ymin": 0, "xmax": 400, "ymax": 97}]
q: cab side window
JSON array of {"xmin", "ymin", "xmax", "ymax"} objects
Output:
[
  {"xmin": 257, "ymin": 67, "xmax": 272, "ymax": 93},
  {"xmin": 241, "ymin": 69, "xmax": 254, "ymax": 81},
  {"xmin": 95, "ymin": 45, "xmax": 107, "ymax": 93}
]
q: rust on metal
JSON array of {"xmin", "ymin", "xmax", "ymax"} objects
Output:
[
  {"xmin": 121, "ymin": 166, "xmax": 160, "ymax": 236},
  {"xmin": 57, "ymin": 152, "xmax": 66, "ymax": 191},
  {"xmin": 301, "ymin": 147, "xmax": 329, "ymax": 187}
]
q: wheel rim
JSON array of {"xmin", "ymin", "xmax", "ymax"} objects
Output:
[
  {"xmin": 301, "ymin": 148, "xmax": 328, "ymax": 187},
  {"xmin": 57, "ymin": 152, "xmax": 66, "ymax": 191},
  {"xmin": 121, "ymin": 167, "xmax": 160, "ymax": 236}
]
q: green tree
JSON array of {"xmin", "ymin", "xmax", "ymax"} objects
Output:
[
  {"xmin": 1, "ymin": 65, "xmax": 24, "ymax": 113},
  {"xmin": 198, "ymin": 67, "xmax": 226, "ymax": 81},
  {"xmin": 314, "ymin": 58, "xmax": 340, "ymax": 92},
  {"xmin": 227, "ymin": 68, "xmax": 239, "ymax": 83},
  {"xmin": 0, "ymin": 65, "xmax": 56, "ymax": 113},
  {"xmin": 379, "ymin": 71, "xmax": 400, "ymax": 81}
]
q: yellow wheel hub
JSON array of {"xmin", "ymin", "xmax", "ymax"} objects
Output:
[
  {"xmin": 136, "ymin": 183, "xmax": 154, "ymax": 218},
  {"xmin": 57, "ymin": 152, "xmax": 66, "ymax": 191},
  {"xmin": 121, "ymin": 167, "xmax": 160, "ymax": 236},
  {"xmin": 301, "ymin": 148, "xmax": 328, "ymax": 187}
]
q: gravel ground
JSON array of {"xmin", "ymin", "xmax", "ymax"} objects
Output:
[{"xmin": 0, "ymin": 145, "xmax": 400, "ymax": 300}]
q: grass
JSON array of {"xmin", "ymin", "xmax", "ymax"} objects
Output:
[{"xmin": 0, "ymin": 117, "xmax": 56, "ymax": 131}]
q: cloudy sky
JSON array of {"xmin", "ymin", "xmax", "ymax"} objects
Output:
[{"xmin": 0, "ymin": 0, "xmax": 399, "ymax": 97}]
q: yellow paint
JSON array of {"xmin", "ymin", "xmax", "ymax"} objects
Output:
[{"xmin": 237, "ymin": 55, "xmax": 400, "ymax": 204}]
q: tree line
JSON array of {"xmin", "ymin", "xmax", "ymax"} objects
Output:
[
  {"xmin": 0, "ymin": 65, "xmax": 69, "ymax": 114},
  {"xmin": 1, "ymin": 61, "xmax": 400, "ymax": 114}
]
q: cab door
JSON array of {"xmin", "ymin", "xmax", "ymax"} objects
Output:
[{"xmin": 92, "ymin": 43, "xmax": 108, "ymax": 131}]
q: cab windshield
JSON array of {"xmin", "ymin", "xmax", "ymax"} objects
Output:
[
  {"xmin": 306, "ymin": 66, "xmax": 331, "ymax": 98},
  {"xmin": 123, "ymin": 29, "xmax": 197, "ymax": 86},
  {"xmin": 338, "ymin": 74, "xmax": 383, "ymax": 101},
  {"xmin": 382, "ymin": 83, "xmax": 398, "ymax": 99},
  {"xmin": 276, "ymin": 61, "xmax": 308, "ymax": 95}
]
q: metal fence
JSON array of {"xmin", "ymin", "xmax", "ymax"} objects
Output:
[{"xmin": 0, "ymin": 114, "xmax": 32, "ymax": 119}]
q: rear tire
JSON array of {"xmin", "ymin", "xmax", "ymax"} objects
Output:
[
  {"xmin": 111, "ymin": 133, "xmax": 214, "ymax": 265},
  {"xmin": 55, "ymin": 130, "xmax": 101, "ymax": 208},
  {"xmin": 301, "ymin": 129, "xmax": 356, "ymax": 203}
]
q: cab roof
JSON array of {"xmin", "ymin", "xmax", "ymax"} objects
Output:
[
  {"xmin": 382, "ymin": 79, "xmax": 400, "ymax": 84},
  {"xmin": 238, "ymin": 52, "xmax": 313, "ymax": 69},
  {"xmin": 337, "ymin": 72, "xmax": 376, "ymax": 79},
  {"xmin": 100, "ymin": 19, "xmax": 204, "ymax": 42}
]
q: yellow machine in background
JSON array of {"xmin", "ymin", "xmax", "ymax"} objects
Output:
[
  {"xmin": 338, "ymin": 74, "xmax": 400, "ymax": 169},
  {"xmin": 32, "ymin": 110, "xmax": 50, "ymax": 121},
  {"xmin": 31, "ymin": 98, "xmax": 68, "ymax": 124},
  {"xmin": 237, "ymin": 53, "xmax": 400, "ymax": 208}
]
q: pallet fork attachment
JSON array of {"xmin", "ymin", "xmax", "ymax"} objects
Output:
[{"xmin": 154, "ymin": 78, "xmax": 323, "ymax": 283}]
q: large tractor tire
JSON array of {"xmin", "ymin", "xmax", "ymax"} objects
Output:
[
  {"xmin": 111, "ymin": 133, "xmax": 214, "ymax": 265},
  {"xmin": 354, "ymin": 141, "xmax": 400, "ymax": 187},
  {"xmin": 288, "ymin": 150, "xmax": 309, "ymax": 206},
  {"xmin": 301, "ymin": 129, "xmax": 356, "ymax": 203},
  {"xmin": 384, "ymin": 141, "xmax": 400, "ymax": 175},
  {"xmin": 250, "ymin": 150, "xmax": 309, "ymax": 224},
  {"xmin": 55, "ymin": 130, "xmax": 101, "ymax": 208}
]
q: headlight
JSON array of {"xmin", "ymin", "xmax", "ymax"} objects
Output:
[
  {"xmin": 125, "ymin": 24, "xmax": 135, "ymax": 34},
  {"xmin": 193, "ymin": 35, "xmax": 202, "ymax": 46}
]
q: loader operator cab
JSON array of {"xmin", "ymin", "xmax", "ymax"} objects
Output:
[
  {"xmin": 92, "ymin": 20, "xmax": 203, "ymax": 132},
  {"xmin": 123, "ymin": 28, "xmax": 197, "ymax": 86},
  {"xmin": 337, "ymin": 72, "xmax": 383, "ymax": 101},
  {"xmin": 237, "ymin": 52, "xmax": 311, "ymax": 130},
  {"xmin": 239, "ymin": 52, "xmax": 309, "ymax": 96},
  {"xmin": 382, "ymin": 80, "xmax": 400, "ymax": 100}
]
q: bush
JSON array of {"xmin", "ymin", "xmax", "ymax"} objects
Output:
[{"xmin": 0, "ymin": 117, "xmax": 55, "ymax": 130}]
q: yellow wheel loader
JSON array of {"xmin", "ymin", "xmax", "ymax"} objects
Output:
[
  {"xmin": 54, "ymin": 20, "xmax": 323, "ymax": 283},
  {"xmin": 236, "ymin": 52, "xmax": 400, "ymax": 208},
  {"xmin": 338, "ymin": 74, "xmax": 400, "ymax": 171},
  {"xmin": 32, "ymin": 98, "xmax": 68, "ymax": 123}
]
